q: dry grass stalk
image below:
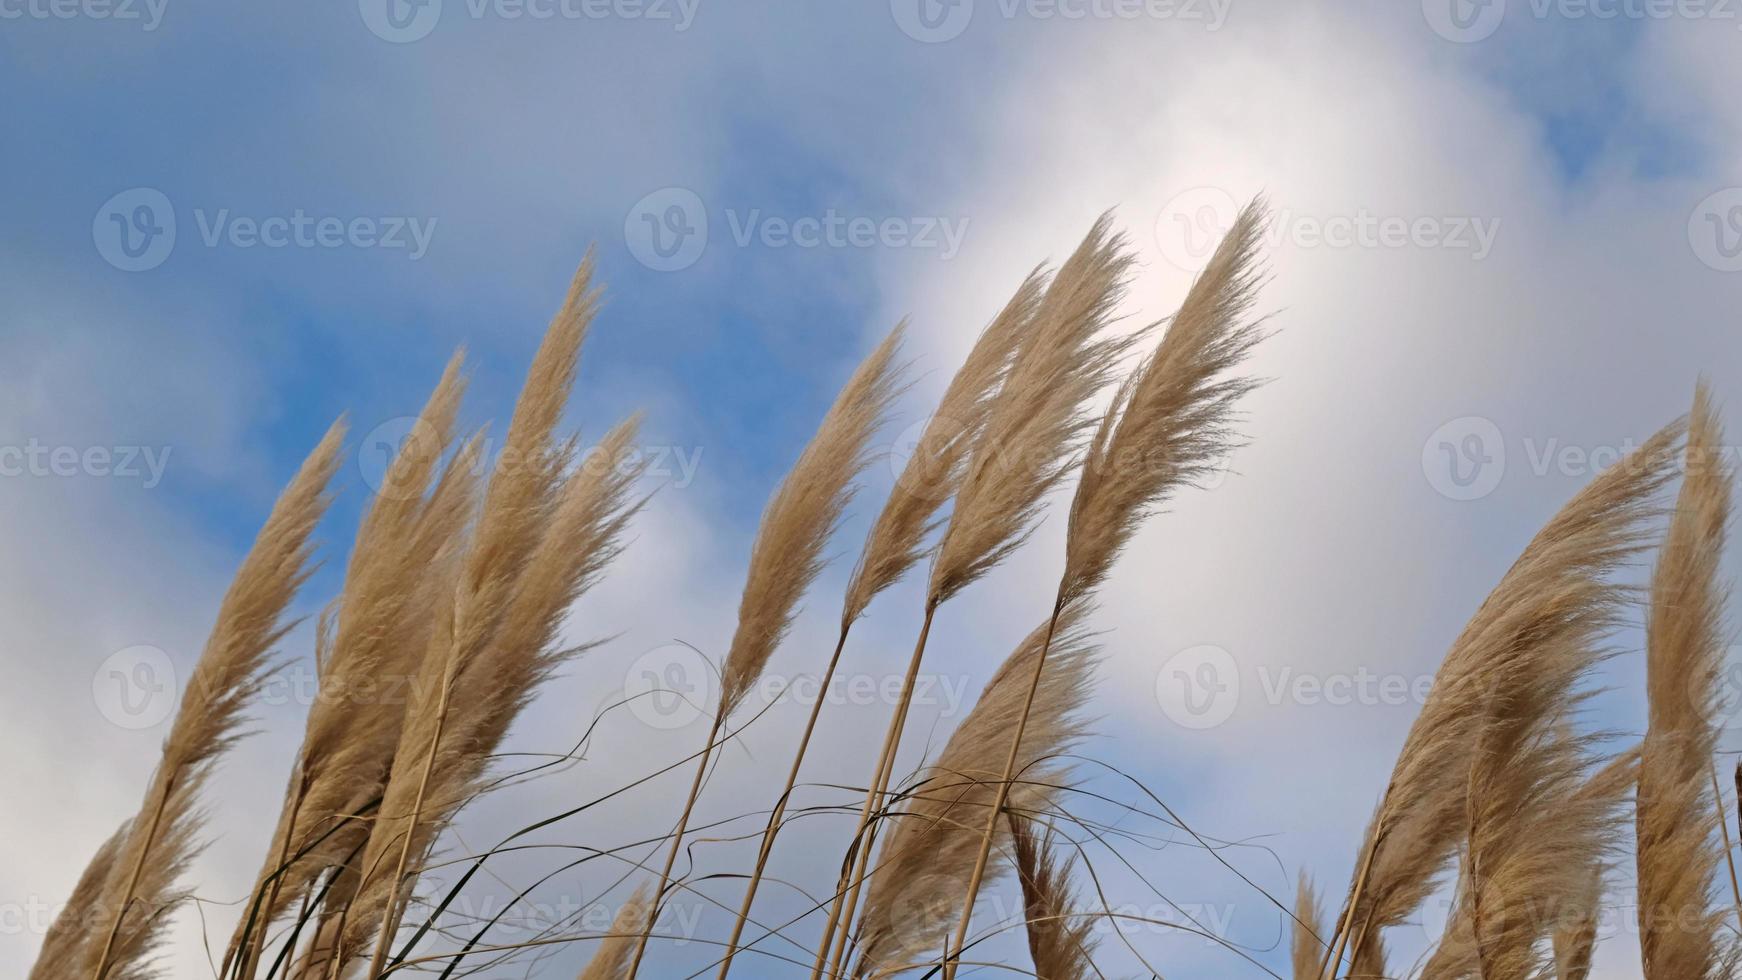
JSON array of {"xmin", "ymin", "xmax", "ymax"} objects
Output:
[
  {"xmin": 850, "ymin": 606, "xmax": 1095, "ymax": 978},
  {"xmin": 1419, "ymin": 748, "xmax": 1637, "ymax": 980},
  {"xmin": 576, "ymin": 888, "xmax": 654, "ymax": 980},
  {"xmin": 927, "ymin": 214, "xmax": 1138, "ymax": 607},
  {"xmin": 716, "ymin": 291, "xmax": 1038, "ymax": 979},
  {"xmin": 719, "ymin": 323, "xmax": 905, "ymax": 716},
  {"xmin": 1060, "ymin": 198, "xmax": 1267, "ymax": 604},
  {"xmin": 228, "ymin": 356, "xmax": 470, "ymax": 978},
  {"xmin": 1552, "ymin": 868, "xmax": 1604, "ymax": 980},
  {"xmin": 336, "ymin": 256, "xmax": 637, "ymax": 977},
  {"xmin": 1327, "ymin": 419, "xmax": 1683, "ymax": 978},
  {"xmin": 29, "ymin": 825, "xmax": 125, "ymax": 980},
  {"xmin": 820, "ymin": 219, "xmax": 1134, "ymax": 980},
  {"xmin": 69, "ymin": 422, "xmax": 345, "ymax": 980},
  {"xmin": 941, "ymin": 200, "xmax": 1268, "ymax": 980},
  {"xmin": 843, "ymin": 278, "xmax": 1044, "ymax": 626},
  {"xmin": 1293, "ymin": 874, "xmax": 1325, "ymax": 980},
  {"xmin": 1554, "ymin": 748, "xmax": 1641, "ymax": 980},
  {"xmin": 1007, "ymin": 814, "xmax": 1096, "ymax": 980},
  {"xmin": 1637, "ymin": 384, "xmax": 1735, "ymax": 980},
  {"xmin": 625, "ymin": 325, "xmax": 904, "ymax": 980},
  {"xmin": 1449, "ymin": 718, "xmax": 1614, "ymax": 980}
]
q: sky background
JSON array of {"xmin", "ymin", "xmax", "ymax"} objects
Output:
[{"xmin": 4, "ymin": 0, "xmax": 1742, "ymax": 977}]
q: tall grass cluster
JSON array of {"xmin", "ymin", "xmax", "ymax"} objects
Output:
[{"xmin": 29, "ymin": 204, "xmax": 1742, "ymax": 979}]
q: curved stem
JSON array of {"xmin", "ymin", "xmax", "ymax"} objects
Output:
[
  {"xmin": 715, "ymin": 626, "xmax": 852, "ymax": 980},
  {"xmin": 937, "ymin": 598, "xmax": 1064, "ymax": 980},
  {"xmin": 90, "ymin": 770, "xmax": 177, "ymax": 980},
  {"xmin": 811, "ymin": 604, "xmax": 936, "ymax": 980},
  {"xmin": 625, "ymin": 710, "xmax": 728, "ymax": 980}
]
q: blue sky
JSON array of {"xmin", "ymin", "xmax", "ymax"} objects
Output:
[{"xmin": 6, "ymin": 1, "xmax": 1742, "ymax": 977}]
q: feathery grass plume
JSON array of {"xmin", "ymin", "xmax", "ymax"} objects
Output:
[
  {"xmin": 1325, "ymin": 419, "xmax": 1683, "ymax": 977},
  {"xmin": 69, "ymin": 422, "xmax": 344, "ymax": 980},
  {"xmin": 940, "ymin": 200, "xmax": 1269, "ymax": 980},
  {"xmin": 1637, "ymin": 384, "xmax": 1735, "ymax": 980},
  {"xmin": 227, "ymin": 356, "xmax": 469, "ymax": 977},
  {"xmin": 1007, "ymin": 814, "xmax": 1096, "ymax": 980},
  {"xmin": 1060, "ymin": 198, "xmax": 1266, "ymax": 604},
  {"xmin": 720, "ymin": 323, "xmax": 906, "ymax": 715},
  {"xmin": 343, "ymin": 256, "xmax": 610, "ymax": 975},
  {"xmin": 1418, "ymin": 748, "xmax": 1638, "ymax": 980},
  {"xmin": 1346, "ymin": 930, "xmax": 1386, "ymax": 980},
  {"xmin": 1293, "ymin": 873, "xmax": 1325, "ymax": 980},
  {"xmin": 928, "ymin": 214, "xmax": 1139, "ymax": 607},
  {"xmin": 716, "ymin": 291, "xmax": 1037, "ymax": 980},
  {"xmin": 1553, "ymin": 869, "xmax": 1603, "ymax": 980},
  {"xmin": 351, "ymin": 414, "xmax": 649, "ymax": 973},
  {"xmin": 576, "ymin": 888, "xmax": 654, "ymax": 980},
  {"xmin": 851, "ymin": 605, "xmax": 1095, "ymax": 978},
  {"xmin": 1554, "ymin": 748, "xmax": 1640, "ymax": 980},
  {"xmin": 1448, "ymin": 712, "xmax": 1613, "ymax": 980},
  {"xmin": 626, "ymin": 324, "xmax": 905, "ymax": 980},
  {"xmin": 843, "ymin": 277, "xmax": 1044, "ymax": 626},
  {"xmin": 821, "ymin": 218, "xmax": 1136, "ymax": 980},
  {"xmin": 28, "ymin": 825, "xmax": 125, "ymax": 980}
]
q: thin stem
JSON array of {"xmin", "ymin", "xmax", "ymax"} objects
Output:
[
  {"xmin": 1321, "ymin": 826, "xmax": 1382, "ymax": 980},
  {"xmin": 625, "ymin": 710, "xmax": 729, "ymax": 980},
  {"xmin": 824, "ymin": 713, "xmax": 907, "ymax": 980},
  {"xmin": 90, "ymin": 770, "xmax": 177, "ymax": 980},
  {"xmin": 237, "ymin": 776, "xmax": 310, "ymax": 980},
  {"xmin": 1712, "ymin": 763, "xmax": 1742, "ymax": 936},
  {"xmin": 716, "ymin": 626, "xmax": 853, "ymax": 980},
  {"xmin": 811, "ymin": 603, "xmax": 937, "ymax": 980},
  {"xmin": 364, "ymin": 640, "xmax": 463, "ymax": 980},
  {"xmin": 938, "ymin": 597, "xmax": 1065, "ymax": 980}
]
